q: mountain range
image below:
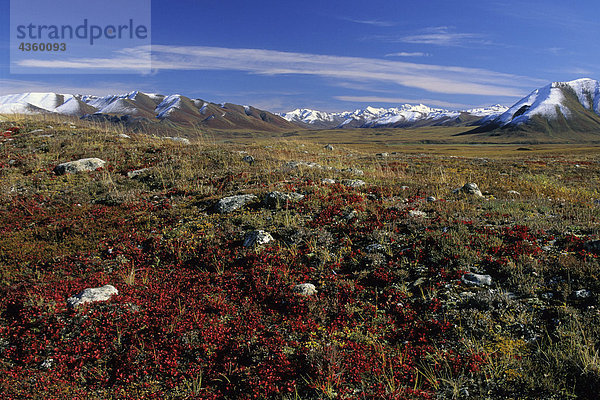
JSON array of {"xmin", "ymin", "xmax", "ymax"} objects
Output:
[
  {"xmin": 0, "ymin": 91, "xmax": 297, "ymax": 132},
  {"xmin": 2, "ymin": 78, "xmax": 600, "ymax": 140}
]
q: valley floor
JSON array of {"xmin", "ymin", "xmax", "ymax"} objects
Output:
[{"xmin": 1, "ymin": 115, "xmax": 600, "ymax": 399}]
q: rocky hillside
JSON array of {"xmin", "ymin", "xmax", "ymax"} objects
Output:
[
  {"xmin": 1, "ymin": 115, "xmax": 600, "ymax": 399},
  {"xmin": 463, "ymin": 78, "xmax": 600, "ymax": 139},
  {"xmin": 0, "ymin": 92, "xmax": 298, "ymax": 132}
]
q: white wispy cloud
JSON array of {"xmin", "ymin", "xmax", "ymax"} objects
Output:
[
  {"xmin": 385, "ymin": 52, "xmax": 431, "ymax": 57},
  {"xmin": 400, "ymin": 26, "xmax": 487, "ymax": 46},
  {"xmin": 15, "ymin": 44, "xmax": 542, "ymax": 97},
  {"xmin": 341, "ymin": 17, "xmax": 396, "ymax": 27},
  {"xmin": 334, "ymin": 95, "xmax": 470, "ymax": 109}
]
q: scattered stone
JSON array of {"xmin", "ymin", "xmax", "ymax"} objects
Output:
[
  {"xmin": 324, "ymin": 144, "xmax": 334, "ymax": 151},
  {"xmin": 127, "ymin": 168, "xmax": 151, "ymax": 179},
  {"xmin": 242, "ymin": 155, "xmax": 255, "ymax": 164},
  {"xmin": 46, "ymin": 125, "xmax": 54, "ymax": 129},
  {"xmin": 426, "ymin": 196, "xmax": 436, "ymax": 202},
  {"xmin": 377, "ymin": 152, "xmax": 389, "ymax": 158},
  {"xmin": 67, "ymin": 284, "xmax": 118, "ymax": 308},
  {"xmin": 264, "ymin": 191, "xmax": 304, "ymax": 208},
  {"xmin": 54, "ymin": 158, "xmax": 106, "ymax": 175},
  {"xmin": 341, "ymin": 168, "xmax": 364, "ymax": 176},
  {"xmin": 408, "ymin": 210, "xmax": 427, "ymax": 218},
  {"xmin": 294, "ymin": 283, "xmax": 317, "ymax": 296},
  {"xmin": 69, "ymin": 125, "xmax": 77, "ymax": 129},
  {"xmin": 118, "ymin": 133, "xmax": 131, "ymax": 139},
  {"xmin": 215, "ymin": 194, "xmax": 259, "ymax": 213},
  {"xmin": 366, "ymin": 243, "xmax": 386, "ymax": 253},
  {"xmin": 344, "ymin": 210, "xmax": 358, "ymax": 221},
  {"xmin": 401, "ymin": 186, "xmax": 409, "ymax": 190},
  {"xmin": 453, "ymin": 183, "xmax": 483, "ymax": 197},
  {"xmin": 164, "ymin": 137, "xmax": 190, "ymax": 145},
  {"xmin": 462, "ymin": 272, "xmax": 492, "ymax": 286},
  {"xmin": 342, "ymin": 179, "xmax": 365, "ymax": 188},
  {"xmin": 29, "ymin": 129, "xmax": 44, "ymax": 134},
  {"xmin": 572, "ymin": 289, "xmax": 592, "ymax": 299},
  {"xmin": 322, "ymin": 178, "xmax": 336, "ymax": 184},
  {"xmin": 244, "ymin": 230, "xmax": 274, "ymax": 247},
  {"xmin": 507, "ymin": 190, "xmax": 520, "ymax": 195},
  {"xmin": 284, "ymin": 161, "xmax": 323, "ymax": 170}
]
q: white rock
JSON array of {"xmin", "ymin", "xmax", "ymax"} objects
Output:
[
  {"xmin": 342, "ymin": 179, "xmax": 365, "ymax": 188},
  {"xmin": 408, "ymin": 210, "xmax": 427, "ymax": 218},
  {"xmin": 322, "ymin": 178, "xmax": 336, "ymax": 184},
  {"xmin": 507, "ymin": 190, "xmax": 520, "ymax": 195},
  {"xmin": 461, "ymin": 273, "xmax": 492, "ymax": 286},
  {"xmin": 127, "ymin": 168, "xmax": 151, "ymax": 179},
  {"xmin": 264, "ymin": 191, "xmax": 304, "ymax": 208},
  {"xmin": 454, "ymin": 183, "xmax": 483, "ymax": 197},
  {"xmin": 324, "ymin": 144, "xmax": 334, "ymax": 151},
  {"xmin": 118, "ymin": 133, "xmax": 131, "ymax": 139},
  {"xmin": 244, "ymin": 230, "xmax": 274, "ymax": 247},
  {"xmin": 164, "ymin": 137, "xmax": 190, "ymax": 145},
  {"xmin": 215, "ymin": 194, "xmax": 258, "ymax": 213},
  {"xmin": 294, "ymin": 283, "xmax": 317, "ymax": 296},
  {"xmin": 67, "ymin": 284, "xmax": 118, "ymax": 308},
  {"xmin": 54, "ymin": 158, "xmax": 106, "ymax": 175}
]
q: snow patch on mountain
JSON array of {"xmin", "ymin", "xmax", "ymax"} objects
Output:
[{"xmin": 155, "ymin": 95, "xmax": 183, "ymax": 118}]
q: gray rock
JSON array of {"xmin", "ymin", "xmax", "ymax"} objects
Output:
[
  {"xmin": 376, "ymin": 152, "xmax": 389, "ymax": 158},
  {"xmin": 54, "ymin": 158, "xmax": 106, "ymax": 175},
  {"xmin": 118, "ymin": 133, "xmax": 131, "ymax": 139},
  {"xmin": 572, "ymin": 289, "xmax": 592, "ymax": 299},
  {"xmin": 341, "ymin": 168, "xmax": 364, "ymax": 176},
  {"xmin": 324, "ymin": 144, "xmax": 334, "ymax": 151},
  {"xmin": 29, "ymin": 129, "xmax": 44, "ymax": 134},
  {"xmin": 244, "ymin": 230, "xmax": 274, "ymax": 247},
  {"xmin": 408, "ymin": 210, "xmax": 427, "ymax": 218},
  {"xmin": 67, "ymin": 284, "xmax": 118, "ymax": 308},
  {"xmin": 366, "ymin": 243, "xmax": 386, "ymax": 253},
  {"xmin": 242, "ymin": 155, "xmax": 255, "ymax": 164},
  {"xmin": 127, "ymin": 168, "xmax": 151, "ymax": 179},
  {"xmin": 342, "ymin": 179, "xmax": 366, "ymax": 188},
  {"xmin": 507, "ymin": 190, "xmax": 520, "ymax": 195},
  {"xmin": 462, "ymin": 273, "xmax": 492, "ymax": 286},
  {"xmin": 284, "ymin": 161, "xmax": 323, "ymax": 170},
  {"xmin": 264, "ymin": 191, "xmax": 305, "ymax": 208},
  {"xmin": 164, "ymin": 137, "xmax": 190, "ymax": 145},
  {"xmin": 215, "ymin": 194, "xmax": 258, "ymax": 213},
  {"xmin": 322, "ymin": 178, "xmax": 336, "ymax": 184},
  {"xmin": 426, "ymin": 196, "xmax": 436, "ymax": 202},
  {"xmin": 454, "ymin": 182, "xmax": 483, "ymax": 197},
  {"xmin": 294, "ymin": 283, "xmax": 317, "ymax": 296},
  {"xmin": 400, "ymin": 186, "xmax": 409, "ymax": 190}
]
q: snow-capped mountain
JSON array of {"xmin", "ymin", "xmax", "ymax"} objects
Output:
[
  {"xmin": 0, "ymin": 91, "xmax": 297, "ymax": 132},
  {"xmin": 280, "ymin": 104, "xmax": 508, "ymax": 129},
  {"xmin": 467, "ymin": 78, "xmax": 600, "ymax": 137}
]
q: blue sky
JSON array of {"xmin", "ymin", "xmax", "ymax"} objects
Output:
[{"xmin": 0, "ymin": 0, "xmax": 598, "ymax": 112}]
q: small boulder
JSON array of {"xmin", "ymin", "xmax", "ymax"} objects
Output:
[
  {"xmin": 454, "ymin": 183, "xmax": 483, "ymax": 197},
  {"xmin": 322, "ymin": 178, "xmax": 336, "ymax": 184},
  {"xmin": 127, "ymin": 168, "xmax": 151, "ymax": 179},
  {"xmin": 294, "ymin": 283, "xmax": 317, "ymax": 296},
  {"xmin": 215, "ymin": 194, "xmax": 259, "ymax": 213},
  {"xmin": 377, "ymin": 152, "xmax": 389, "ymax": 158},
  {"xmin": 242, "ymin": 155, "xmax": 255, "ymax": 164},
  {"xmin": 342, "ymin": 179, "xmax": 366, "ymax": 188},
  {"xmin": 462, "ymin": 273, "xmax": 492, "ymax": 286},
  {"xmin": 67, "ymin": 284, "xmax": 118, "ymax": 308},
  {"xmin": 264, "ymin": 191, "xmax": 305, "ymax": 208},
  {"xmin": 244, "ymin": 230, "xmax": 274, "ymax": 247},
  {"xmin": 408, "ymin": 210, "xmax": 427, "ymax": 218},
  {"xmin": 54, "ymin": 158, "xmax": 106, "ymax": 175},
  {"xmin": 118, "ymin": 133, "xmax": 131, "ymax": 139},
  {"xmin": 324, "ymin": 144, "xmax": 334, "ymax": 151},
  {"xmin": 426, "ymin": 196, "xmax": 436, "ymax": 202},
  {"xmin": 164, "ymin": 137, "xmax": 190, "ymax": 145}
]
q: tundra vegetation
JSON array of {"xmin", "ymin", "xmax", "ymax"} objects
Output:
[{"xmin": 1, "ymin": 114, "xmax": 600, "ymax": 399}]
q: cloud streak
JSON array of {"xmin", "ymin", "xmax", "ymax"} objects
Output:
[
  {"xmin": 16, "ymin": 44, "xmax": 542, "ymax": 97},
  {"xmin": 399, "ymin": 26, "xmax": 487, "ymax": 46},
  {"xmin": 385, "ymin": 52, "xmax": 431, "ymax": 57}
]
